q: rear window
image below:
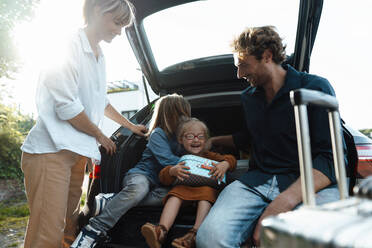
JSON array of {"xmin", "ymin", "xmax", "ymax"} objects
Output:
[
  {"xmin": 143, "ymin": 0, "xmax": 300, "ymax": 71},
  {"xmin": 310, "ymin": 0, "xmax": 372, "ymax": 130}
]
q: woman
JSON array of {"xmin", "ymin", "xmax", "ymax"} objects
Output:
[{"xmin": 20, "ymin": 1, "xmax": 146, "ymax": 247}]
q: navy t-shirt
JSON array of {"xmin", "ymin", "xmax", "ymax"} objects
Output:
[{"xmin": 234, "ymin": 65, "xmax": 347, "ymax": 192}]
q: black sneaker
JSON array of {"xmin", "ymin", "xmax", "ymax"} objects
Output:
[{"xmin": 70, "ymin": 224, "xmax": 102, "ymax": 248}]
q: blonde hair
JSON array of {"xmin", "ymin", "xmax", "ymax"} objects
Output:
[
  {"xmin": 176, "ymin": 117, "xmax": 209, "ymax": 143},
  {"xmin": 83, "ymin": 0, "xmax": 135, "ymax": 26},
  {"xmin": 148, "ymin": 94, "xmax": 191, "ymax": 138}
]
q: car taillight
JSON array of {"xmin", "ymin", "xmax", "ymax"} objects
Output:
[
  {"xmin": 89, "ymin": 164, "xmax": 101, "ymax": 179},
  {"xmin": 356, "ymin": 144, "xmax": 372, "ymax": 178}
]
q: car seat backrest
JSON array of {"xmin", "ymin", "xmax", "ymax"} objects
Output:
[{"xmin": 100, "ymin": 135, "xmax": 148, "ymax": 193}]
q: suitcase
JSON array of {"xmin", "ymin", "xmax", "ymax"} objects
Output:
[{"xmin": 260, "ymin": 89, "xmax": 372, "ymax": 248}]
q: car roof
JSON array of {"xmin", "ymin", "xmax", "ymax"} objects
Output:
[
  {"xmin": 129, "ymin": 0, "xmax": 197, "ymax": 20},
  {"xmin": 126, "ymin": 0, "xmax": 323, "ymax": 95}
]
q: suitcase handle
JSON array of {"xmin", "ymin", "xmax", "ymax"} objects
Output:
[
  {"xmin": 290, "ymin": 89, "xmax": 348, "ymax": 206},
  {"xmin": 290, "ymin": 88, "xmax": 339, "ymax": 110}
]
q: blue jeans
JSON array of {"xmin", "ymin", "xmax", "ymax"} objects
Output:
[
  {"xmin": 89, "ymin": 173, "xmax": 169, "ymax": 234},
  {"xmin": 196, "ymin": 177, "xmax": 341, "ymax": 248}
]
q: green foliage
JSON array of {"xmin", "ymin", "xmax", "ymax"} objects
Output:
[
  {"xmin": 0, "ymin": 194, "xmax": 28, "ymax": 244},
  {"xmin": 360, "ymin": 129, "xmax": 372, "ymax": 138},
  {"xmin": 0, "ymin": 0, "xmax": 38, "ymax": 180},
  {"xmin": 0, "ymin": 0, "xmax": 40, "ymax": 79},
  {"xmin": 80, "ymin": 192, "xmax": 86, "ymax": 207},
  {"xmin": 0, "ymin": 103, "xmax": 35, "ymax": 180},
  {"xmin": 0, "ymin": 202, "xmax": 29, "ymax": 222}
]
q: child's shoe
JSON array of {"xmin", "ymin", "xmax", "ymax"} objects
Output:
[
  {"xmin": 141, "ymin": 222, "xmax": 168, "ymax": 248},
  {"xmin": 171, "ymin": 228, "xmax": 197, "ymax": 248},
  {"xmin": 92, "ymin": 193, "xmax": 115, "ymax": 216},
  {"xmin": 70, "ymin": 224, "xmax": 103, "ymax": 248}
]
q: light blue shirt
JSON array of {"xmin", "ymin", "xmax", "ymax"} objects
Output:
[{"xmin": 127, "ymin": 127, "xmax": 183, "ymax": 185}]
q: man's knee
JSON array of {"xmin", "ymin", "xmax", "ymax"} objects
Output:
[
  {"xmin": 315, "ymin": 183, "xmax": 341, "ymax": 205},
  {"xmin": 196, "ymin": 214, "xmax": 229, "ymax": 247},
  {"xmin": 196, "ymin": 219, "xmax": 218, "ymax": 247}
]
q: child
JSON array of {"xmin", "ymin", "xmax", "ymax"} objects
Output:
[
  {"xmin": 71, "ymin": 94, "xmax": 191, "ymax": 248},
  {"xmin": 141, "ymin": 118, "xmax": 237, "ymax": 248}
]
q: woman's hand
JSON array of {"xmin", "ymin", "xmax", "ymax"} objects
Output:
[
  {"xmin": 97, "ymin": 133, "xmax": 116, "ymax": 155},
  {"xmin": 209, "ymin": 161, "xmax": 230, "ymax": 182},
  {"xmin": 169, "ymin": 161, "xmax": 190, "ymax": 181},
  {"xmin": 130, "ymin": 124, "xmax": 147, "ymax": 136}
]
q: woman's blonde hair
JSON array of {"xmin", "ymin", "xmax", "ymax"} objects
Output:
[
  {"xmin": 148, "ymin": 94, "xmax": 191, "ymax": 138},
  {"xmin": 83, "ymin": 0, "xmax": 135, "ymax": 26}
]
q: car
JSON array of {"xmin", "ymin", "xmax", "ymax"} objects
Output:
[{"xmin": 78, "ymin": 0, "xmax": 372, "ymax": 247}]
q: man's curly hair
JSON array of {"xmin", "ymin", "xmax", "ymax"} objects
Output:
[{"xmin": 231, "ymin": 26, "xmax": 286, "ymax": 64}]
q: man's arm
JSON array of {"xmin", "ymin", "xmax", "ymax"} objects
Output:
[
  {"xmin": 68, "ymin": 111, "xmax": 116, "ymax": 155},
  {"xmin": 208, "ymin": 135, "xmax": 236, "ymax": 148},
  {"xmin": 252, "ymin": 168, "xmax": 331, "ymax": 245},
  {"xmin": 104, "ymin": 103, "xmax": 147, "ymax": 136}
]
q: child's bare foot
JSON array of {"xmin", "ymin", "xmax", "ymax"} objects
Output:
[{"xmin": 141, "ymin": 222, "xmax": 168, "ymax": 248}]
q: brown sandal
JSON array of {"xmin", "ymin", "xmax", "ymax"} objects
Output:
[
  {"xmin": 141, "ymin": 222, "xmax": 168, "ymax": 248},
  {"xmin": 171, "ymin": 228, "xmax": 197, "ymax": 248}
]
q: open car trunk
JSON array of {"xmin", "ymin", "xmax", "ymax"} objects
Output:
[
  {"xmin": 86, "ymin": 90, "xmax": 358, "ymax": 247},
  {"xmin": 95, "ymin": 93, "xmax": 249, "ymax": 247}
]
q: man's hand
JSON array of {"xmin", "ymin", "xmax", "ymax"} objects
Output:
[
  {"xmin": 205, "ymin": 138, "xmax": 213, "ymax": 151},
  {"xmin": 96, "ymin": 133, "xmax": 116, "ymax": 155},
  {"xmin": 130, "ymin": 124, "xmax": 147, "ymax": 137},
  {"xmin": 169, "ymin": 161, "xmax": 190, "ymax": 181},
  {"xmin": 209, "ymin": 161, "xmax": 230, "ymax": 181},
  {"xmin": 252, "ymin": 168, "xmax": 331, "ymax": 246},
  {"xmin": 252, "ymin": 193, "xmax": 299, "ymax": 246}
]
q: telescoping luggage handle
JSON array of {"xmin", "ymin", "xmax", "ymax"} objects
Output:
[{"xmin": 290, "ymin": 89, "xmax": 348, "ymax": 207}]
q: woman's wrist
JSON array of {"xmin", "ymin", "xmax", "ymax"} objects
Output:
[{"xmin": 126, "ymin": 122, "xmax": 136, "ymax": 131}]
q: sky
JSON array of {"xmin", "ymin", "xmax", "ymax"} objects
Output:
[{"xmin": 8, "ymin": 0, "xmax": 372, "ymax": 130}]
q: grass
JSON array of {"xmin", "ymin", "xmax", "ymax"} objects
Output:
[
  {"xmin": 0, "ymin": 199, "xmax": 29, "ymax": 222},
  {"xmin": 0, "ymin": 175, "xmax": 88, "ymax": 248},
  {"xmin": 80, "ymin": 191, "xmax": 86, "ymax": 207},
  {"xmin": 0, "ymin": 194, "xmax": 28, "ymax": 248}
]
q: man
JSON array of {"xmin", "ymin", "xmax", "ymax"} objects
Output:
[
  {"xmin": 196, "ymin": 26, "xmax": 347, "ymax": 247},
  {"xmin": 20, "ymin": 1, "xmax": 147, "ymax": 247}
]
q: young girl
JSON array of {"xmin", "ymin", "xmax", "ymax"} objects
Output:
[
  {"xmin": 141, "ymin": 118, "xmax": 237, "ymax": 248},
  {"xmin": 71, "ymin": 94, "xmax": 191, "ymax": 248}
]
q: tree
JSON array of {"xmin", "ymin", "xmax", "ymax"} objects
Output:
[
  {"xmin": 0, "ymin": 0, "xmax": 40, "ymax": 80},
  {"xmin": 0, "ymin": 0, "xmax": 39, "ymax": 179},
  {"xmin": 0, "ymin": 103, "xmax": 35, "ymax": 180},
  {"xmin": 360, "ymin": 129, "xmax": 372, "ymax": 139}
]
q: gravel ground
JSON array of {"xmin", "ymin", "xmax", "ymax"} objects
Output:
[
  {"xmin": 0, "ymin": 219, "xmax": 26, "ymax": 248},
  {"xmin": 0, "ymin": 176, "xmax": 89, "ymax": 248},
  {"xmin": 0, "ymin": 180, "xmax": 26, "ymax": 248}
]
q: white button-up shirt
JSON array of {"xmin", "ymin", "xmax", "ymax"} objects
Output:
[{"xmin": 22, "ymin": 29, "xmax": 109, "ymax": 161}]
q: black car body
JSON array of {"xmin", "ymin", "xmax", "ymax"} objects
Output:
[{"xmin": 80, "ymin": 0, "xmax": 372, "ymax": 247}]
